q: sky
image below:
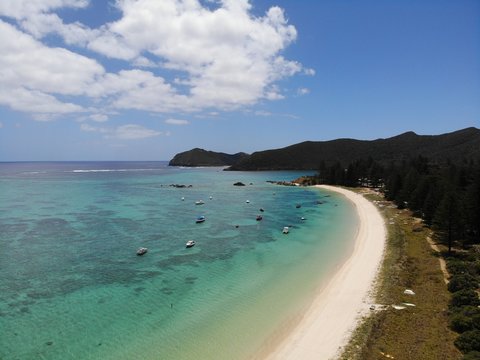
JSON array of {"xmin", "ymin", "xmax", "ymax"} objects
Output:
[{"xmin": 0, "ymin": 0, "xmax": 479, "ymax": 161}]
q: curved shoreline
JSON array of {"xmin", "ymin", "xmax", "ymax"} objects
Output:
[{"xmin": 263, "ymin": 185, "xmax": 386, "ymax": 360}]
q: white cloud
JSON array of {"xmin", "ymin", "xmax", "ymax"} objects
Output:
[
  {"xmin": 0, "ymin": 1, "xmax": 95, "ymax": 45},
  {"xmin": 0, "ymin": 87, "xmax": 84, "ymax": 120},
  {"xmin": 0, "ymin": 20, "xmax": 102, "ymax": 117},
  {"xmin": 304, "ymin": 68, "xmax": 316, "ymax": 76},
  {"xmin": 0, "ymin": 0, "xmax": 307, "ymax": 119},
  {"xmin": 113, "ymin": 124, "xmax": 162, "ymax": 140},
  {"xmin": 165, "ymin": 118, "xmax": 190, "ymax": 126},
  {"xmin": 255, "ymin": 110, "xmax": 272, "ymax": 116},
  {"xmin": 88, "ymin": 113, "xmax": 109, "ymax": 122},
  {"xmin": 84, "ymin": 0, "xmax": 303, "ymax": 109},
  {"xmin": 297, "ymin": 87, "xmax": 310, "ymax": 95},
  {"xmin": 0, "ymin": 0, "xmax": 88, "ymax": 19},
  {"xmin": 80, "ymin": 123, "xmax": 102, "ymax": 132},
  {"xmin": 81, "ymin": 123, "xmax": 162, "ymax": 140}
]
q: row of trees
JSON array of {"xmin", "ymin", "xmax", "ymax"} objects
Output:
[
  {"xmin": 306, "ymin": 156, "xmax": 480, "ymax": 357},
  {"xmin": 311, "ymin": 156, "xmax": 480, "ymax": 249}
]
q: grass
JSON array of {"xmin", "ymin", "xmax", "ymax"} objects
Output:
[{"xmin": 339, "ymin": 189, "xmax": 462, "ymax": 360}]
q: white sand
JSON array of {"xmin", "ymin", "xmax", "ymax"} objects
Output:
[{"xmin": 263, "ymin": 185, "xmax": 386, "ymax": 360}]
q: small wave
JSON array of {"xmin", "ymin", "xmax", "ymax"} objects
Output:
[
  {"xmin": 21, "ymin": 171, "xmax": 47, "ymax": 175},
  {"xmin": 71, "ymin": 169, "xmax": 158, "ymax": 173}
]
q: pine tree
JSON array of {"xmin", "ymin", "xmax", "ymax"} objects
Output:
[
  {"xmin": 465, "ymin": 164, "xmax": 480, "ymax": 244},
  {"xmin": 433, "ymin": 190, "xmax": 464, "ymax": 253}
]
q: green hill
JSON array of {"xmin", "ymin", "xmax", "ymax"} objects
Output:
[
  {"xmin": 227, "ymin": 127, "xmax": 480, "ymax": 170},
  {"xmin": 168, "ymin": 148, "xmax": 249, "ymax": 167}
]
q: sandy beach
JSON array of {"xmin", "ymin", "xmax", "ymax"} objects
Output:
[{"xmin": 263, "ymin": 185, "xmax": 386, "ymax": 360}]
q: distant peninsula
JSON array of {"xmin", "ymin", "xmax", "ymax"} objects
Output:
[
  {"xmin": 168, "ymin": 148, "xmax": 249, "ymax": 167},
  {"xmin": 169, "ymin": 127, "xmax": 480, "ymax": 170}
]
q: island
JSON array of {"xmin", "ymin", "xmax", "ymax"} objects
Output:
[{"xmin": 168, "ymin": 148, "xmax": 249, "ymax": 167}]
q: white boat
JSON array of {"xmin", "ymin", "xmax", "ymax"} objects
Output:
[
  {"xmin": 195, "ymin": 200, "xmax": 205, "ymax": 205},
  {"xmin": 195, "ymin": 216, "xmax": 206, "ymax": 223},
  {"xmin": 136, "ymin": 247, "xmax": 148, "ymax": 256},
  {"xmin": 282, "ymin": 227, "xmax": 289, "ymax": 234},
  {"xmin": 186, "ymin": 240, "xmax": 196, "ymax": 248}
]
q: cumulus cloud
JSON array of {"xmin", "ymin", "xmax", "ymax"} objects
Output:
[
  {"xmin": 0, "ymin": 0, "xmax": 88, "ymax": 19},
  {"xmin": 88, "ymin": 0, "xmax": 301, "ymax": 109},
  {"xmin": 0, "ymin": 20, "xmax": 102, "ymax": 117},
  {"xmin": 0, "ymin": 0, "xmax": 95, "ymax": 44},
  {"xmin": 165, "ymin": 118, "xmax": 190, "ymax": 126},
  {"xmin": 0, "ymin": 0, "xmax": 306, "ymax": 119}
]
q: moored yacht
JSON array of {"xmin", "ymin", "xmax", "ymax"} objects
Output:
[{"xmin": 136, "ymin": 247, "xmax": 148, "ymax": 256}]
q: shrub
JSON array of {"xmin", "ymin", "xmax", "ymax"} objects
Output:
[
  {"xmin": 451, "ymin": 289, "xmax": 480, "ymax": 309},
  {"xmin": 463, "ymin": 351, "xmax": 480, "ymax": 360},
  {"xmin": 448, "ymin": 274, "xmax": 479, "ymax": 293},
  {"xmin": 450, "ymin": 306, "xmax": 480, "ymax": 333},
  {"xmin": 455, "ymin": 330, "xmax": 480, "ymax": 353},
  {"xmin": 448, "ymin": 260, "xmax": 472, "ymax": 277}
]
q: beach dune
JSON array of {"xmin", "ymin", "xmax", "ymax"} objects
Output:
[{"xmin": 263, "ymin": 185, "xmax": 386, "ymax": 360}]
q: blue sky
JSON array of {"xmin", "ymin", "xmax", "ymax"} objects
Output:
[{"xmin": 0, "ymin": 0, "xmax": 478, "ymax": 161}]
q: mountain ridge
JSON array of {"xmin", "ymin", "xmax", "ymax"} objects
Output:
[{"xmin": 169, "ymin": 127, "xmax": 480, "ymax": 170}]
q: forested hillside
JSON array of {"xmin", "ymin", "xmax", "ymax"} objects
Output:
[{"xmin": 228, "ymin": 127, "xmax": 480, "ymax": 170}]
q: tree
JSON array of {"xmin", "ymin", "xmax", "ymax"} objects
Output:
[
  {"xmin": 450, "ymin": 289, "xmax": 480, "ymax": 308},
  {"xmin": 455, "ymin": 330, "xmax": 480, "ymax": 353},
  {"xmin": 433, "ymin": 190, "xmax": 464, "ymax": 253},
  {"xmin": 422, "ymin": 179, "xmax": 441, "ymax": 226},
  {"xmin": 465, "ymin": 165, "xmax": 480, "ymax": 244}
]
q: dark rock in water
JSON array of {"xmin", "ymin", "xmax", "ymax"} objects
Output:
[
  {"xmin": 266, "ymin": 180, "xmax": 297, "ymax": 186},
  {"xmin": 233, "ymin": 182, "xmax": 246, "ymax": 186},
  {"xmin": 46, "ymin": 341, "xmax": 53, "ymax": 346}
]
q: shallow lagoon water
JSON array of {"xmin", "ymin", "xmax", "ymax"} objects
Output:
[{"xmin": 0, "ymin": 162, "xmax": 357, "ymax": 359}]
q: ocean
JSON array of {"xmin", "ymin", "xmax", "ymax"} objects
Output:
[{"xmin": 0, "ymin": 162, "xmax": 358, "ymax": 360}]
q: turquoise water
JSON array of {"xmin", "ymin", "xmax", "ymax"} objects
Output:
[{"xmin": 0, "ymin": 162, "xmax": 358, "ymax": 360}]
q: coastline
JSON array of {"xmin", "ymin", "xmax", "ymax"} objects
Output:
[{"xmin": 262, "ymin": 185, "xmax": 386, "ymax": 360}]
